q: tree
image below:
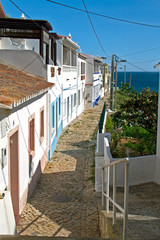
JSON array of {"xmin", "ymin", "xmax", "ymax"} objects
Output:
[{"xmin": 120, "ymin": 88, "xmax": 158, "ymax": 135}]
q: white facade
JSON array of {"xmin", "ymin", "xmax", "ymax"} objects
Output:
[
  {"xmin": 84, "ymin": 54, "xmax": 103, "ymax": 108},
  {"xmin": 0, "ymin": 92, "xmax": 49, "ymax": 217},
  {"xmin": 55, "ymin": 35, "xmax": 84, "ymax": 129}
]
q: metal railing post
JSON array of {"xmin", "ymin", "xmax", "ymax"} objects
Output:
[
  {"xmin": 123, "ymin": 158, "xmax": 129, "ymax": 240},
  {"xmin": 102, "ymin": 158, "xmax": 129, "ymax": 240},
  {"xmin": 113, "ymin": 164, "xmax": 116, "ymax": 225},
  {"xmin": 106, "ymin": 166, "xmax": 110, "ymax": 212}
]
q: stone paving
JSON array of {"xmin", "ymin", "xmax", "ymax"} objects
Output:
[{"xmin": 17, "ymin": 96, "xmax": 108, "ymax": 238}]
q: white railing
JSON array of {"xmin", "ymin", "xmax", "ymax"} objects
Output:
[
  {"xmin": 102, "ymin": 158, "xmax": 129, "ymax": 240},
  {"xmin": 62, "ymin": 65, "xmax": 77, "ymax": 72}
]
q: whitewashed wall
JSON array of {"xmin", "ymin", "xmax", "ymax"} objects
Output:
[
  {"xmin": 0, "ymin": 93, "xmax": 48, "ymax": 212},
  {"xmin": 77, "ymin": 57, "xmax": 85, "ymax": 116},
  {"xmin": 0, "ymin": 38, "xmax": 39, "ymax": 54},
  {"xmin": 62, "ymin": 70, "xmax": 78, "ymax": 128}
]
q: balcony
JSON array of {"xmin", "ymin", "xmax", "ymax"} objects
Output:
[{"xmin": 62, "ymin": 65, "xmax": 77, "ymax": 73}]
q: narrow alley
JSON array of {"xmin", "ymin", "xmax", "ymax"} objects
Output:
[{"xmin": 17, "ymin": 97, "xmax": 107, "ymax": 238}]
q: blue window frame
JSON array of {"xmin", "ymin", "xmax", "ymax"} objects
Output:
[{"xmin": 52, "ymin": 103, "xmax": 55, "ymax": 128}]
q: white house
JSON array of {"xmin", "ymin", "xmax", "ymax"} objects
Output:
[
  {"xmin": 77, "ymin": 53, "xmax": 87, "ymax": 116},
  {"xmin": 52, "ymin": 33, "xmax": 83, "ymax": 128},
  {"xmin": 0, "ymin": 16, "xmax": 63, "ymax": 160},
  {"xmin": 83, "ymin": 54, "xmax": 103, "ymax": 108},
  {"xmin": 0, "ymin": 62, "xmax": 53, "ymax": 222}
]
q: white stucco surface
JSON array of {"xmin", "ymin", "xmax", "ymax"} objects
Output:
[{"xmin": 0, "ymin": 191, "xmax": 17, "ymax": 235}]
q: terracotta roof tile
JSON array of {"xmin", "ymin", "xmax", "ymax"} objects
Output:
[
  {"xmin": 0, "ymin": 1, "xmax": 5, "ymax": 18},
  {"xmin": 0, "ymin": 62, "xmax": 54, "ymax": 107}
]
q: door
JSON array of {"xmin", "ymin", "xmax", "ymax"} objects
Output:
[{"xmin": 9, "ymin": 129, "xmax": 19, "ymax": 223}]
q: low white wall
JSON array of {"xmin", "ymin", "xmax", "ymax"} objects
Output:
[
  {"xmin": 95, "ymin": 136, "xmax": 156, "ymax": 192},
  {"xmin": 104, "ymin": 137, "xmax": 156, "ymax": 187},
  {"xmin": 154, "ymin": 155, "xmax": 160, "ymax": 185},
  {"xmin": 0, "ymin": 191, "xmax": 16, "ymax": 235}
]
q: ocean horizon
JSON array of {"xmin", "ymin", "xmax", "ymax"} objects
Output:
[{"xmin": 117, "ymin": 72, "xmax": 159, "ymax": 92}]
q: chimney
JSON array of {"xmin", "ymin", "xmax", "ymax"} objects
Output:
[
  {"xmin": 20, "ymin": 13, "xmax": 26, "ymax": 19},
  {"xmin": 68, "ymin": 33, "xmax": 72, "ymax": 39}
]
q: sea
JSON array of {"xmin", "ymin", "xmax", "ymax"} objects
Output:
[{"xmin": 117, "ymin": 72, "xmax": 159, "ymax": 92}]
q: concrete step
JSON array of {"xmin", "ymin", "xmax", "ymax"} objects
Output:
[
  {"xmin": 0, "ymin": 236, "xmax": 118, "ymax": 240},
  {"xmin": 98, "ymin": 183, "xmax": 160, "ymax": 240}
]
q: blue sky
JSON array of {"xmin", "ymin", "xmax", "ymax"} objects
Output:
[{"xmin": 1, "ymin": 0, "xmax": 160, "ymax": 71}]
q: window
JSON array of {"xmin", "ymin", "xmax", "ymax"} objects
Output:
[
  {"xmin": 71, "ymin": 50, "xmax": 77, "ymax": 66},
  {"xmin": 63, "ymin": 46, "xmax": 70, "ymax": 65},
  {"xmin": 74, "ymin": 93, "xmax": 76, "ymax": 107},
  {"xmin": 1, "ymin": 119, "xmax": 6, "ymax": 139},
  {"xmin": 1, "ymin": 148, "xmax": 7, "ymax": 169},
  {"xmin": 94, "ymin": 62, "xmax": 99, "ymax": 72},
  {"xmin": 40, "ymin": 108, "xmax": 44, "ymax": 142},
  {"xmin": 29, "ymin": 117, "xmax": 35, "ymax": 154},
  {"xmin": 59, "ymin": 96, "xmax": 61, "ymax": 115},
  {"xmin": 71, "ymin": 95, "xmax": 73, "ymax": 116},
  {"xmin": 81, "ymin": 62, "xmax": 85, "ymax": 74},
  {"xmin": 51, "ymin": 67, "xmax": 55, "ymax": 77},
  {"xmin": 63, "ymin": 98, "xmax": 66, "ymax": 116},
  {"xmin": 52, "ymin": 104, "xmax": 55, "ymax": 128},
  {"xmin": 78, "ymin": 90, "xmax": 80, "ymax": 106},
  {"xmin": 63, "ymin": 46, "xmax": 77, "ymax": 66}
]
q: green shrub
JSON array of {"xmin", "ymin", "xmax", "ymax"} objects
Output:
[{"xmin": 105, "ymin": 115, "xmax": 113, "ymax": 132}]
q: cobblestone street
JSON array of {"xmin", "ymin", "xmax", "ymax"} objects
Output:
[{"xmin": 17, "ymin": 97, "xmax": 107, "ymax": 238}]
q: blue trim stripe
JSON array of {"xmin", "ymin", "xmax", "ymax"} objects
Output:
[
  {"xmin": 63, "ymin": 84, "xmax": 77, "ymax": 91},
  {"xmin": 93, "ymin": 78, "xmax": 99, "ymax": 82},
  {"xmin": 51, "ymin": 119, "xmax": 62, "ymax": 156},
  {"xmin": 93, "ymin": 72, "xmax": 100, "ymax": 74},
  {"xmin": 94, "ymin": 83, "xmax": 100, "ymax": 87},
  {"xmin": 93, "ymin": 95, "xmax": 101, "ymax": 107}
]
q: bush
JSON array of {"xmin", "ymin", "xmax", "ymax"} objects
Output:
[
  {"xmin": 105, "ymin": 86, "xmax": 158, "ymax": 157},
  {"xmin": 105, "ymin": 115, "xmax": 113, "ymax": 132}
]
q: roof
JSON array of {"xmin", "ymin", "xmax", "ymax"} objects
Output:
[
  {"xmin": 0, "ymin": 1, "xmax": 5, "ymax": 18},
  {"xmin": 78, "ymin": 53, "xmax": 88, "ymax": 60},
  {"xmin": 0, "ymin": 62, "xmax": 54, "ymax": 108},
  {"xmin": 83, "ymin": 53, "xmax": 103, "ymax": 62},
  {"xmin": 51, "ymin": 33, "xmax": 65, "ymax": 40},
  {"xmin": 0, "ymin": 18, "xmax": 52, "ymax": 30},
  {"xmin": 51, "ymin": 32, "xmax": 80, "ymax": 49}
]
